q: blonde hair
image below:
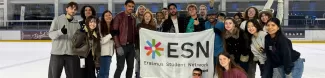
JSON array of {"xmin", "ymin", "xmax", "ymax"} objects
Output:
[
  {"xmin": 186, "ymin": 4, "xmax": 197, "ymax": 11},
  {"xmin": 135, "ymin": 5, "xmax": 146, "ymax": 17},
  {"xmin": 199, "ymin": 5, "xmax": 207, "ymax": 9}
]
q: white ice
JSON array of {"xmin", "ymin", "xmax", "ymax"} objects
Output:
[{"xmin": 0, "ymin": 42, "xmax": 324, "ymax": 78}]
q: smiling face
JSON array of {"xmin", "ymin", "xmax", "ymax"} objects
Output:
[
  {"xmin": 88, "ymin": 19, "xmax": 97, "ymax": 30},
  {"xmin": 144, "ymin": 13, "xmax": 152, "ymax": 24},
  {"xmin": 84, "ymin": 7, "xmax": 92, "ymax": 18},
  {"xmin": 156, "ymin": 12, "xmax": 164, "ymax": 21},
  {"xmin": 104, "ymin": 12, "xmax": 112, "ymax": 23},
  {"xmin": 225, "ymin": 19, "xmax": 235, "ymax": 31},
  {"xmin": 124, "ymin": 3, "xmax": 135, "ymax": 14},
  {"xmin": 188, "ymin": 7, "xmax": 197, "ymax": 16},
  {"xmin": 219, "ymin": 54, "xmax": 230, "ymax": 69},
  {"xmin": 138, "ymin": 6, "xmax": 146, "ymax": 15},
  {"xmin": 208, "ymin": 14, "xmax": 216, "ymax": 22},
  {"xmin": 247, "ymin": 22, "xmax": 257, "ymax": 34},
  {"xmin": 266, "ymin": 21, "xmax": 279, "ymax": 36},
  {"xmin": 261, "ymin": 13, "xmax": 270, "ymax": 23},
  {"xmin": 248, "ymin": 8, "xmax": 256, "ymax": 18}
]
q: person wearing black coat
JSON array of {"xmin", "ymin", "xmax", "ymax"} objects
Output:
[
  {"xmin": 224, "ymin": 18, "xmax": 251, "ymax": 73},
  {"xmin": 262, "ymin": 18, "xmax": 304, "ymax": 78},
  {"xmin": 161, "ymin": 3, "xmax": 185, "ymax": 33}
]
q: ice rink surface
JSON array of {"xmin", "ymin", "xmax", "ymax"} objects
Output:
[{"xmin": 0, "ymin": 42, "xmax": 324, "ymax": 78}]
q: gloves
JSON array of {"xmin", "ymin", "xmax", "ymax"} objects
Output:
[
  {"xmin": 116, "ymin": 47, "xmax": 124, "ymax": 56},
  {"xmin": 285, "ymin": 73, "xmax": 292, "ymax": 78},
  {"xmin": 61, "ymin": 25, "xmax": 67, "ymax": 34}
]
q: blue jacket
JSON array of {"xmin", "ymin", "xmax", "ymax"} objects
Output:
[{"xmin": 204, "ymin": 21, "xmax": 224, "ymax": 57}]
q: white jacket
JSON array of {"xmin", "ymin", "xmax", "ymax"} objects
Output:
[{"xmin": 100, "ymin": 34, "xmax": 114, "ymax": 56}]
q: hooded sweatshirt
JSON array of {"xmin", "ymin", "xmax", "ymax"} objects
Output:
[
  {"xmin": 49, "ymin": 14, "xmax": 81, "ymax": 55},
  {"xmin": 263, "ymin": 18, "xmax": 301, "ymax": 76}
]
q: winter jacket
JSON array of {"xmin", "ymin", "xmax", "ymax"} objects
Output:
[
  {"xmin": 72, "ymin": 27, "xmax": 101, "ymax": 58},
  {"xmin": 161, "ymin": 16, "xmax": 185, "ymax": 33},
  {"xmin": 49, "ymin": 14, "xmax": 81, "ymax": 55},
  {"xmin": 135, "ymin": 23, "xmax": 157, "ymax": 49},
  {"xmin": 225, "ymin": 29, "xmax": 250, "ymax": 63},
  {"xmin": 99, "ymin": 32, "xmax": 114, "ymax": 56},
  {"xmin": 112, "ymin": 11, "xmax": 137, "ymax": 47}
]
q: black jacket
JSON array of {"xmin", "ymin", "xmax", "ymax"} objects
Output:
[
  {"xmin": 161, "ymin": 16, "xmax": 185, "ymax": 33},
  {"xmin": 225, "ymin": 29, "xmax": 250, "ymax": 63},
  {"xmin": 183, "ymin": 16, "xmax": 205, "ymax": 32},
  {"xmin": 262, "ymin": 31, "xmax": 301, "ymax": 78}
]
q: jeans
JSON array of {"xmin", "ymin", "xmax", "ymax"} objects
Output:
[
  {"xmin": 272, "ymin": 58, "xmax": 304, "ymax": 78},
  {"xmin": 98, "ymin": 56, "xmax": 112, "ymax": 78},
  {"xmin": 114, "ymin": 44, "xmax": 135, "ymax": 78}
]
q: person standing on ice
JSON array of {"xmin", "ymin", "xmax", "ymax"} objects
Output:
[
  {"xmin": 48, "ymin": 2, "xmax": 81, "ymax": 78},
  {"xmin": 111, "ymin": 0, "xmax": 137, "ymax": 78}
]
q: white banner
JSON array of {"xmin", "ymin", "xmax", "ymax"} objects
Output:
[
  {"xmin": 140, "ymin": 28, "xmax": 215, "ymax": 78},
  {"xmin": 20, "ymin": 6, "xmax": 25, "ymax": 21}
]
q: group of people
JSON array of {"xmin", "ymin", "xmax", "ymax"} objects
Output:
[{"xmin": 48, "ymin": 0, "xmax": 304, "ymax": 78}]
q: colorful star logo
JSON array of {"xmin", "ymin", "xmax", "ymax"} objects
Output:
[{"xmin": 144, "ymin": 39, "xmax": 164, "ymax": 59}]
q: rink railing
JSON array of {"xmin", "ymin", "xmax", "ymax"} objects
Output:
[
  {"xmin": 0, "ymin": 20, "xmax": 52, "ymax": 30},
  {"xmin": 0, "ymin": 19, "xmax": 325, "ymax": 42}
]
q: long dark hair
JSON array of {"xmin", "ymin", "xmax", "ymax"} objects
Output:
[
  {"xmin": 81, "ymin": 5, "xmax": 96, "ymax": 20},
  {"xmin": 244, "ymin": 19, "xmax": 263, "ymax": 44},
  {"xmin": 244, "ymin": 7, "xmax": 259, "ymax": 20},
  {"xmin": 100, "ymin": 10, "xmax": 113, "ymax": 36},
  {"xmin": 216, "ymin": 52, "xmax": 246, "ymax": 78},
  {"xmin": 85, "ymin": 15, "xmax": 100, "ymax": 40}
]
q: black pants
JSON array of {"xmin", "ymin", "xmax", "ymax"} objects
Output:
[
  {"xmin": 48, "ymin": 54, "xmax": 81, "ymax": 78},
  {"xmin": 114, "ymin": 44, "xmax": 135, "ymax": 78},
  {"xmin": 81, "ymin": 54, "xmax": 96, "ymax": 78}
]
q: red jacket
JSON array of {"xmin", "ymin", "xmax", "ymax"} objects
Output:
[{"xmin": 112, "ymin": 11, "xmax": 136, "ymax": 47}]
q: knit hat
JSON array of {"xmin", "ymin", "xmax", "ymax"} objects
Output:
[{"xmin": 267, "ymin": 18, "xmax": 281, "ymax": 28}]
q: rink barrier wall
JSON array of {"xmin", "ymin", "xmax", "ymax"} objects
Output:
[
  {"xmin": 0, "ymin": 30, "xmax": 325, "ymax": 43},
  {"xmin": 0, "ymin": 30, "xmax": 21, "ymax": 40}
]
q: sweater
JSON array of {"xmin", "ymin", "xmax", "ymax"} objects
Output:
[
  {"xmin": 250, "ymin": 31, "xmax": 267, "ymax": 64},
  {"xmin": 223, "ymin": 68, "xmax": 247, "ymax": 78},
  {"xmin": 49, "ymin": 14, "xmax": 81, "ymax": 55}
]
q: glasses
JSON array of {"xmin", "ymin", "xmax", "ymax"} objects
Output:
[{"xmin": 193, "ymin": 73, "xmax": 201, "ymax": 76}]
